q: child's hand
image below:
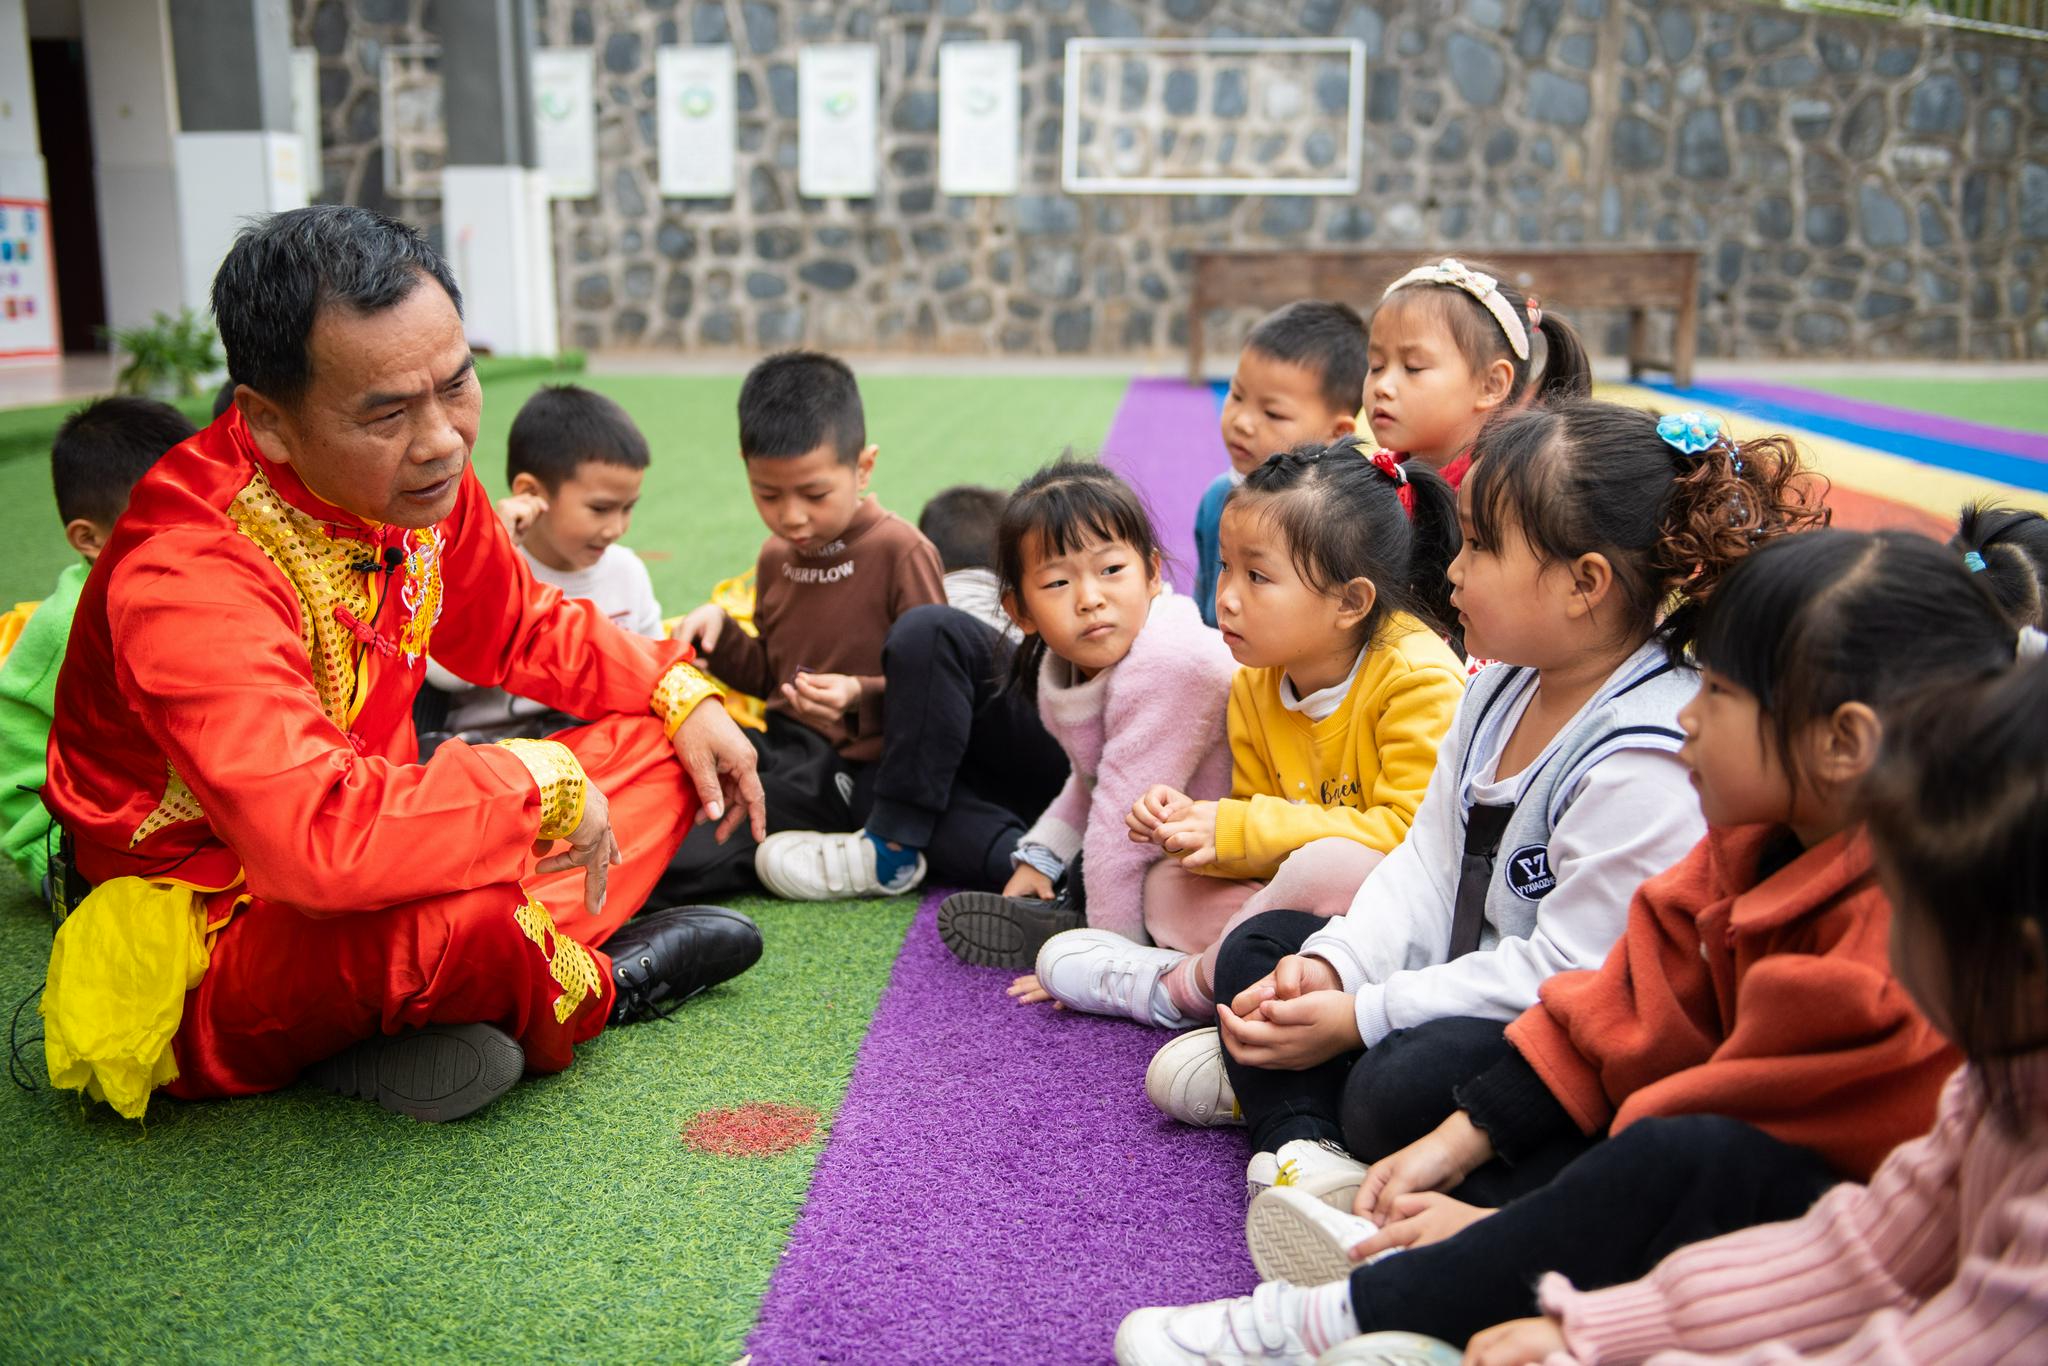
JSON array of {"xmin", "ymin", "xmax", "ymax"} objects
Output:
[
  {"xmin": 1127, "ymin": 785, "xmax": 1193, "ymax": 842},
  {"xmin": 1215, "ymin": 989, "xmax": 1359, "ymax": 1069},
  {"xmin": 1006, "ymin": 972, "xmax": 1062, "ymax": 1007},
  {"xmin": 1228, "ymin": 969, "xmax": 1279, "ymax": 1019},
  {"xmin": 1349, "ymin": 1191, "xmax": 1493, "ymax": 1259},
  {"xmin": 1356, "ymin": 1111, "xmax": 1496, "ymax": 1223},
  {"xmin": 495, "ymin": 491, "xmax": 549, "ymax": 542},
  {"xmin": 1003, "ymin": 864, "xmax": 1056, "ymax": 900},
  {"xmin": 1156, "ymin": 800, "xmax": 1221, "ymax": 866},
  {"xmin": 1269, "ymin": 952, "xmax": 1342, "ymax": 1003},
  {"xmin": 1464, "ymin": 1317, "xmax": 1565, "ymax": 1366},
  {"xmin": 781, "ymin": 671, "xmax": 862, "ymax": 724},
  {"xmin": 675, "ymin": 603, "xmax": 727, "ymax": 653}
]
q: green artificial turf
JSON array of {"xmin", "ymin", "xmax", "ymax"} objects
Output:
[
  {"xmin": 0, "ymin": 372, "xmax": 1131, "ymax": 612},
  {"xmin": 0, "ymin": 867, "xmax": 917, "ymax": 1363},
  {"xmin": 1791, "ymin": 377, "xmax": 2048, "ymax": 435}
]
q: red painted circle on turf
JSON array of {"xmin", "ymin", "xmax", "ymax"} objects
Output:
[{"xmin": 681, "ymin": 1102, "xmax": 822, "ymax": 1156}]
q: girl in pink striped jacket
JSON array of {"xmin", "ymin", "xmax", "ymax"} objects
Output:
[{"xmin": 1467, "ymin": 646, "xmax": 2048, "ymax": 1366}]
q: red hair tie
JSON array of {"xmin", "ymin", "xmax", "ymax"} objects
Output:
[{"xmin": 1369, "ymin": 447, "xmax": 1415, "ymax": 517}]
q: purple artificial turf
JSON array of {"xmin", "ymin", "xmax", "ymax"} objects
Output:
[
  {"xmin": 745, "ymin": 890, "xmax": 1258, "ymax": 1364},
  {"xmin": 1100, "ymin": 377, "xmax": 1234, "ymax": 594}
]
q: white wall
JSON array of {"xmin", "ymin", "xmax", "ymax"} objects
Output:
[
  {"xmin": 0, "ymin": 0, "xmax": 46, "ymax": 199},
  {"xmin": 443, "ymin": 164, "xmax": 558, "ymax": 357},
  {"xmin": 80, "ymin": 0, "xmax": 180, "ymax": 329}
]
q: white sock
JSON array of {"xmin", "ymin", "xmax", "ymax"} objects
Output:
[{"xmin": 1297, "ymin": 1279, "xmax": 1358, "ymax": 1356}]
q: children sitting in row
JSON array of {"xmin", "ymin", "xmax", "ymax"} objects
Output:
[
  {"xmin": 661, "ymin": 350, "xmax": 946, "ymax": 901},
  {"xmin": 0, "ymin": 397, "xmax": 195, "ymax": 896},
  {"xmin": 1025, "ymin": 443, "xmax": 1467, "ymax": 1029},
  {"xmin": 421, "ymin": 383, "xmax": 663, "ymax": 746}
]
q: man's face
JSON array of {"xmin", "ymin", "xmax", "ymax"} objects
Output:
[{"xmin": 245, "ymin": 277, "xmax": 480, "ymax": 528}]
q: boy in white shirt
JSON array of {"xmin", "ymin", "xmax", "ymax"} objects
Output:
[{"xmin": 421, "ymin": 384, "xmax": 663, "ymax": 746}]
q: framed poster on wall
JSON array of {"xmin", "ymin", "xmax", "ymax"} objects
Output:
[
  {"xmin": 533, "ymin": 48, "xmax": 598, "ymax": 200},
  {"xmin": 798, "ymin": 44, "xmax": 878, "ymax": 198},
  {"xmin": 657, "ymin": 45, "xmax": 737, "ymax": 198},
  {"xmin": 939, "ymin": 41, "xmax": 1021, "ymax": 196},
  {"xmin": 0, "ymin": 199, "xmax": 58, "ymax": 360}
]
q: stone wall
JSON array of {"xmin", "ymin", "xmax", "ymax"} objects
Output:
[{"xmin": 293, "ymin": 0, "xmax": 2048, "ymax": 360}]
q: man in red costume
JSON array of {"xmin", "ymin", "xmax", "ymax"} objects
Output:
[{"xmin": 39, "ymin": 205, "xmax": 769, "ymax": 1123}]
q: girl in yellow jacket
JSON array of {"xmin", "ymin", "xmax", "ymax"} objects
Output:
[{"xmin": 1032, "ymin": 439, "xmax": 1467, "ymax": 1027}]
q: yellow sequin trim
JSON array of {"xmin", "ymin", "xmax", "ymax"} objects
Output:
[
  {"xmin": 226, "ymin": 465, "xmax": 442, "ymax": 732},
  {"xmin": 496, "ymin": 738, "xmax": 587, "ymax": 841},
  {"xmin": 652, "ymin": 661, "xmax": 722, "ymax": 738},
  {"xmin": 129, "ymin": 765, "xmax": 205, "ymax": 848},
  {"xmin": 513, "ymin": 896, "xmax": 605, "ymax": 1025}
]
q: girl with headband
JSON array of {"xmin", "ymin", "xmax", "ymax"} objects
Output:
[{"xmin": 1365, "ymin": 257, "xmax": 1592, "ymax": 486}]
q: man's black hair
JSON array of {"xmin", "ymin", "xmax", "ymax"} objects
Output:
[
  {"xmin": 210, "ymin": 204, "xmax": 463, "ymax": 405},
  {"xmin": 737, "ymin": 350, "xmax": 865, "ymax": 464},
  {"xmin": 507, "ymin": 385, "xmax": 651, "ymax": 493},
  {"xmin": 1244, "ymin": 300, "xmax": 1370, "ymax": 414},
  {"xmin": 51, "ymin": 396, "xmax": 196, "ymax": 528},
  {"xmin": 918, "ymin": 485, "xmax": 1006, "ymax": 572}
]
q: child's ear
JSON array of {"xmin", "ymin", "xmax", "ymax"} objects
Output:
[
  {"xmin": 855, "ymin": 444, "xmax": 879, "ymax": 489},
  {"xmin": 1337, "ymin": 576, "xmax": 1377, "ymax": 628},
  {"xmin": 64, "ymin": 518, "xmax": 109, "ymax": 562},
  {"xmin": 1475, "ymin": 356, "xmax": 1517, "ymax": 413},
  {"xmin": 1562, "ymin": 551, "xmax": 1614, "ymax": 618},
  {"xmin": 509, "ymin": 472, "xmax": 548, "ymax": 500},
  {"xmin": 1148, "ymin": 548, "xmax": 1164, "ymax": 589},
  {"xmin": 1328, "ymin": 410, "xmax": 1358, "ymax": 440},
  {"xmin": 1001, "ymin": 590, "xmax": 1035, "ymax": 636},
  {"xmin": 1811, "ymin": 700, "xmax": 1883, "ymax": 787}
]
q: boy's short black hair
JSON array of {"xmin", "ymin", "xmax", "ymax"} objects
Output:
[
  {"xmin": 737, "ymin": 350, "xmax": 865, "ymax": 464},
  {"xmin": 212, "ymin": 377, "xmax": 238, "ymax": 420},
  {"xmin": 1244, "ymin": 300, "xmax": 1370, "ymax": 415},
  {"xmin": 918, "ymin": 485, "xmax": 1007, "ymax": 572},
  {"xmin": 506, "ymin": 384, "xmax": 651, "ymax": 492},
  {"xmin": 51, "ymin": 396, "xmax": 196, "ymax": 528}
]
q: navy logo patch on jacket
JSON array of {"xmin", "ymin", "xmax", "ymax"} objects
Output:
[{"xmin": 1506, "ymin": 844, "xmax": 1557, "ymax": 900}]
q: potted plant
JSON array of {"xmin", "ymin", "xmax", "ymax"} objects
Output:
[{"xmin": 104, "ymin": 309, "xmax": 225, "ymax": 400}]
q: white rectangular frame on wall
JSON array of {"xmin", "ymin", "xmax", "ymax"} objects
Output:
[{"xmin": 1060, "ymin": 37, "xmax": 1365, "ymax": 196}]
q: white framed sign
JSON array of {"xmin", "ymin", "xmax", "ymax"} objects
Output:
[
  {"xmin": 532, "ymin": 48, "xmax": 597, "ymax": 199},
  {"xmin": 290, "ymin": 48, "xmax": 321, "ymax": 200},
  {"xmin": 939, "ymin": 41, "xmax": 1020, "ymax": 196},
  {"xmin": 657, "ymin": 45, "xmax": 736, "ymax": 198},
  {"xmin": 0, "ymin": 199, "xmax": 58, "ymax": 359},
  {"xmin": 798, "ymin": 44, "xmax": 878, "ymax": 198}
]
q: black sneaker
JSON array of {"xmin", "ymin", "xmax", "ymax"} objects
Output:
[
  {"xmin": 305, "ymin": 1022, "xmax": 525, "ymax": 1122},
  {"xmin": 607, "ymin": 905, "xmax": 764, "ymax": 1025},
  {"xmin": 937, "ymin": 890, "xmax": 1084, "ymax": 968}
]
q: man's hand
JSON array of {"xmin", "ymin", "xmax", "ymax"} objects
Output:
[
  {"xmin": 674, "ymin": 603, "xmax": 727, "ymax": 654},
  {"xmin": 494, "ymin": 491, "xmax": 549, "ymax": 543},
  {"xmin": 1003, "ymin": 863, "xmax": 1056, "ymax": 900},
  {"xmin": 1215, "ymin": 989, "xmax": 1360, "ymax": 1069},
  {"xmin": 1127, "ymin": 784, "xmax": 1193, "ymax": 843},
  {"xmin": 1227, "ymin": 953, "xmax": 1342, "ymax": 1018},
  {"xmin": 781, "ymin": 671, "xmax": 862, "ymax": 725},
  {"xmin": 671, "ymin": 699, "xmax": 766, "ymax": 844},
  {"xmin": 1356, "ymin": 1111, "xmax": 1496, "ymax": 1223},
  {"xmin": 1464, "ymin": 1317, "xmax": 1566, "ymax": 1366},
  {"xmin": 534, "ymin": 779, "xmax": 621, "ymax": 917},
  {"xmin": 1156, "ymin": 800, "xmax": 1221, "ymax": 866},
  {"xmin": 1350, "ymin": 1191, "xmax": 1494, "ymax": 1259}
]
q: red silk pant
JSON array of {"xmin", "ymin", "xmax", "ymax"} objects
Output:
[{"xmin": 165, "ymin": 716, "xmax": 698, "ymax": 1098}]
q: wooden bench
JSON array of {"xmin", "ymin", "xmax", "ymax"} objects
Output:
[{"xmin": 1186, "ymin": 249, "xmax": 1700, "ymax": 387}]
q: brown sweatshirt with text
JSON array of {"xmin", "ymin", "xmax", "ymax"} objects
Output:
[{"xmin": 703, "ymin": 496, "xmax": 944, "ymax": 761}]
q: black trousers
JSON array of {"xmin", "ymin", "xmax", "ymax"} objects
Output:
[
  {"xmin": 863, "ymin": 605, "xmax": 1068, "ymax": 890},
  {"xmin": 1213, "ymin": 911, "xmax": 1592, "ymax": 1200},
  {"xmin": 653, "ymin": 712, "xmax": 874, "ymax": 902},
  {"xmin": 1347, "ymin": 1113, "xmax": 1840, "ymax": 1344}
]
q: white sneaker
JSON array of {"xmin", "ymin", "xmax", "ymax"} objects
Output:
[
  {"xmin": 1246, "ymin": 1185, "xmax": 1392, "ymax": 1286},
  {"xmin": 1035, "ymin": 929, "xmax": 1187, "ymax": 1026},
  {"xmin": 1146, "ymin": 1027, "xmax": 1242, "ymax": 1127},
  {"xmin": 753, "ymin": 830, "xmax": 925, "ymax": 900},
  {"xmin": 1114, "ymin": 1281, "xmax": 1327, "ymax": 1366},
  {"xmin": 1314, "ymin": 1333, "xmax": 1463, "ymax": 1366},
  {"xmin": 1246, "ymin": 1140, "xmax": 1372, "ymax": 1209}
]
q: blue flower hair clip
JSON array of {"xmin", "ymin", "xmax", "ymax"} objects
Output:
[
  {"xmin": 1964, "ymin": 550, "xmax": 1989, "ymax": 574},
  {"xmin": 1657, "ymin": 411, "xmax": 1722, "ymax": 456}
]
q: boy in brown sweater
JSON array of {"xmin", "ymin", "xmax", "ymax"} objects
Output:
[{"xmin": 657, "ymin": 350, "xmax": 944, "ymax": 900}]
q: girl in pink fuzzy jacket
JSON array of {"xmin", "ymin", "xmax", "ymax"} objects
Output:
[{"xmin": 934, "ymin": 461, "xmax": 1235, "ymax": 1021}]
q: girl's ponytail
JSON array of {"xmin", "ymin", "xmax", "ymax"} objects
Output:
[
  {"xmin": 1532, "ymin": 310, "xmax": 1592, "ymax": 403},
  {"xmin": 1397, "ymin": 459, "xmax": 1461, "ymax": 645},
  {"xmin": 1650, "ymin": 424, "xmax": 1828, "ymax": 656},
  {"xmin": 1951, "ymin": 501, "xmax": 2048, "ymax": 629}
]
